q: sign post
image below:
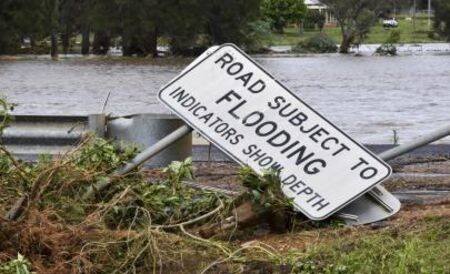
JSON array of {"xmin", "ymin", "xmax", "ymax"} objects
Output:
[{"xmin": 159, "ymin": 44, "xmax": 392, "ymax": 220}]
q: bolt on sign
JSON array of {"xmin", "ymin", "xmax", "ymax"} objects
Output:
[{"xmin": 159, "ymin": 44, "xmax": 392, "ymax": 220}]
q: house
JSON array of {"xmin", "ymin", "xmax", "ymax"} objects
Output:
[{"xmin": 304, "ymin": 0, "xmax": 336, "ymax": 26}]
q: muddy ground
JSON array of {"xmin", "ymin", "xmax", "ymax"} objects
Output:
[
  {"xmin": 185, "ymin": 157, "xmax": 450, "ymax": 196},
  {"xmin": 144, "ymin": 157, "xmax": 450, "ymax": 231}
]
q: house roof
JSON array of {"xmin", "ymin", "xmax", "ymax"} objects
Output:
[{"xmin": 304, "ymin": 0, "xmax": 322, "ymax": 5}]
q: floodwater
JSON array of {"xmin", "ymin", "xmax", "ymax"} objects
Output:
[{"xmin": 0, "ymin": 51, "xmax": 449, "ymax": 144}]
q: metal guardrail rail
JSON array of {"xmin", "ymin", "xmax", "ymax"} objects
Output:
[
  {"xmin": 1, "ymin": 114, "xmax": 449, "ymax": 163},
  {"xmin": 1, "ymin": 115, "xmax": 89, "ymax": 161},
  {"xmin": 0, "ymin": 114, "xmax": 192, "ymax": 166}
]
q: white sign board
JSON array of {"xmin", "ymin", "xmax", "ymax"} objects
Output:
[{"xmin": 159, "ymin": 44, "xmax": 392, "ymax": 220}]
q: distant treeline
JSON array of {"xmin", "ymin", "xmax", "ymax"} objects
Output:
[
  {"xmin": 1, "ymin": 0, "xmax": 448, "ymax": 57},
  {"xmin": 0, "ymin": 0, "xmax": 266, "ymax": 57}
]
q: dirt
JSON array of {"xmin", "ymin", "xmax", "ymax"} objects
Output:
[
  {"xmin": 142, "ymin": 159, "xmax": 450, "ymax": 253},
  {"xmin": 247, "ymin": 199, "xmax": 450, "ymax": 253},
  {"xmin": 181, "ymin": 160, "xmax": 450, "ymax": 194}
]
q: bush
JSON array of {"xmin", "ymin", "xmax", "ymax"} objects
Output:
[
  {"xmin": 375, "ymin": 30, "xmax": 400, "ymax": 56},
  {"xmin": 292, "ymin": 33, "xmax": 337, "ymax": 53},
  {"xmin": 375, "ymin": 44, "xmax": 397, "ymax": 56}
]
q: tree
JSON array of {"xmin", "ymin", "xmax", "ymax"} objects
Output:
[
  {"xmin": 321, "ymin": 0, "xmax": 385, "ymax": 53},
  {"xmin": 158, "ymin": 0, "xmax": 206, "ymax": 55},
  {"xmin": 433, "ymin": 0, "xmax": 450, "ymax": 40},
  {"xmin": 79, "ymin": 0, "xmax": 91, "ymax": 55},
  {"xmin": 304, "ymin": 9, "xmax": 326, "ymax": 32},
  {"xmin": 0, "ymin": 0, "xmax": 46, "ymax": 54},
  {"xmin": 203, "ymin": 0, "xmax": 262, "ymax": 45},
  {"xmin": 88, "ymin": 0, "xmax": 120, "ymax": 55},
  {"xmin": 261, "ymin": 0, "xmax": 307, "ymax": 33},
  {"xmin": 0, "ymin": 0, "xmax": 267, "ymax": 57},
  {"xmin": 60, "ymin": 0, "xmax": 80, "ymax": 54},
  {"xmin": 0, "ymin": 1, "xmax": 24, "ymax": 53},
  {"xmin": 39, "ymin": 0, "xmax": 61, "ymax": 59}
]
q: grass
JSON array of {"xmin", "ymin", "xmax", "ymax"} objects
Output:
[
  {"xmin": 269, "ymin": 14, "xmax": 444, "ymax": 46},
  {"xmin": 302, "ymin": 218, "xmax": 449, "ymax": 273},
  {"xmin": 257, "ymin": 214, "xmax": 450, "ymax": 274}
]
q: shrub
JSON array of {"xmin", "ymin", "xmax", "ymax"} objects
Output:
[
  {"xmin": 292, "ymin": 33, "xmax": 337, "ymax": 53},
  {"xmin": 375, "ymin": 44, "xmax": 397, "ymax": 56},
  {"xmin": 375, "ymin": 30, "xmax": 400, "ymax": 56}
]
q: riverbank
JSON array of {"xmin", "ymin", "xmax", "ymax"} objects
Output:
[
  {"xmin": 1, "ymin": 145, "xmax": 449, "ymax": 273},
  {"xmin": 268, "ymin": 42, "xmax": 450, "ymax": 55},
  {"xmin": 2, "ymin": 42, "xmax": 449, "ymax": 60}
]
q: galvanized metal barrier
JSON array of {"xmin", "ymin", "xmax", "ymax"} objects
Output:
[
  {"xmin": 107, "ymin": 113, "xmax": 192, "ymax": 167},
  {"xmin": 1, "ymin": 115, "xmax": 88, "ymax": 161},
  {"xmin": 1, "ymin": 113, "xmax": 192, "ymax": 166}
]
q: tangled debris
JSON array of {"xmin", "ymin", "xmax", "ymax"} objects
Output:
[
  {"xmin": 0, "ymin": 119, "xmax": 288, "ymax": 273},
  {"xmin": 0, "ymin": 136, "xmax": 242, "ymax": 273}
]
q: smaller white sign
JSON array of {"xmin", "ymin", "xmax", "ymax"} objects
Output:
[{"xmin": 158, "ymin": 44, "xmax": 392, "ymax": 220}]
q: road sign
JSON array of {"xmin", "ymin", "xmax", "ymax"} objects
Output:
[
  {"xmin": 159, "ymin": 44, "xmax": 392, "ymax": 220},
  {"xmin": 337, "ymin": 185, "xmax": 401, "ymax": 225}
]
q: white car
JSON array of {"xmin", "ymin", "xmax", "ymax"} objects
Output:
[{"xmin": 383, "ymin": 19, "xmax": 399, "ymax": 28}]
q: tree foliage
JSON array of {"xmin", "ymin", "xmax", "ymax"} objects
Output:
[
  {"xmin": 320, "ymin": 0, "xmax": 385, "ymax": 53},
  {"xmin": 304, "ymin": 9, "xmax": 326, "ymax": 31},
  {"xmin": 261, "ymin": 0, "xmax": 307, "ymax": 33},
  {"xmin": 0, "ymin": 0, "xmax": 265, "ymax": 56},
  {"xmin": 433, "ymin": 0, "xmax": 450, "ymax": 41}
]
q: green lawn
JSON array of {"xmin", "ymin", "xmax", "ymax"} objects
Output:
[
  {"xmin": 270, "ymin": 215, "xmax": 450, "ymax": 274},
  {"xmin": 269, "ymin": 14, "xmax": 444, "ymax": 46}
]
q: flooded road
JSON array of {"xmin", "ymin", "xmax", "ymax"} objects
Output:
[{"xmin": 0, "ymin": 53, "xmax": 449, "ymax": 144}]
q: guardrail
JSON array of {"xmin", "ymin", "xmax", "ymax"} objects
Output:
[
  {"xmin": 0, "ymin": 114, "xmax": 192, "ymax": 166},
  {"xmin": 1, "ymin": 115, "xmax": 89, "ymax": 161},
  {"xmin": 1, "ymin": 114, "xmax": 449, "ymax": 164}
]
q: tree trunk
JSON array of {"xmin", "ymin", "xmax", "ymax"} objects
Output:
[
  {"xmin": 61, "ymin": 25, "xmax": 70, "ymax": 55},
  {"xmin": 339, "ymin": 34, "xmax": 353, "ymax": 53},
  {"xmin": 121, "ymin": 30, "xmax": 135, "ymax": 56},
  {"xmin": 92, "ymin": 31, "xmax": 110, "ymax": 55},
  {"xmin": 145, "ymin": 27, "xmax": 158, "ymax": 57},
  {"xmin": 50, "ymin": 32, "xmax": 58, "ymax": 60},
  {"xmin": 81, "ymin": 25, "xmax": 90, "ymax": 55},
  {"xmin": 50, "ymin": 0, "xmax": 59, "ymax": 60}
]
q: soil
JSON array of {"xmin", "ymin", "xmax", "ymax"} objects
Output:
[
  {"xmin": 142, "ymin": 158, "xmax": 450, "ymax": 253},
  {"xmin": 252, "ymin": 199, "xmax": 450, "ymax": 253},
  {"xmin": 171, "ymin": 159, "xmax": 450, "ymax": 195}
]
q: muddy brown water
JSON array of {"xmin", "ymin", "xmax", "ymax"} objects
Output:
[{"xmin": 1, "ymin": 53, "xmax": 449, "ymax": 144}]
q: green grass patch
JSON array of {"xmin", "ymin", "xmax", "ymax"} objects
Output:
[
  {"xmin": 269, "ymin": 15, "xmax": 444, "ymax": 46},
  {"xmin": 285, "ymin": 216, "xmax": 450, "ymax": 273}
]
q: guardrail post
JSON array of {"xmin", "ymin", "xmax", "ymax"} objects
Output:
[{"xmin": 88, "ymin": 113, "xmax": 106, "ymax": 138}]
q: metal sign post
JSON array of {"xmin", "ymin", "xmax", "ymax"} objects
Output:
[{"xmin": 158, "ymin": 44, "xmax": 392, "ymax": 220}]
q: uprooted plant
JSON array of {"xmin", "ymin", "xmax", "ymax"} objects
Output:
[
  {"xmin": 198, "ymin": 167, "xmax": 298, "ymax": 238},
  {"xmin": 0, "ymin": 134, "xmax": 285, "ymax": 273}
]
